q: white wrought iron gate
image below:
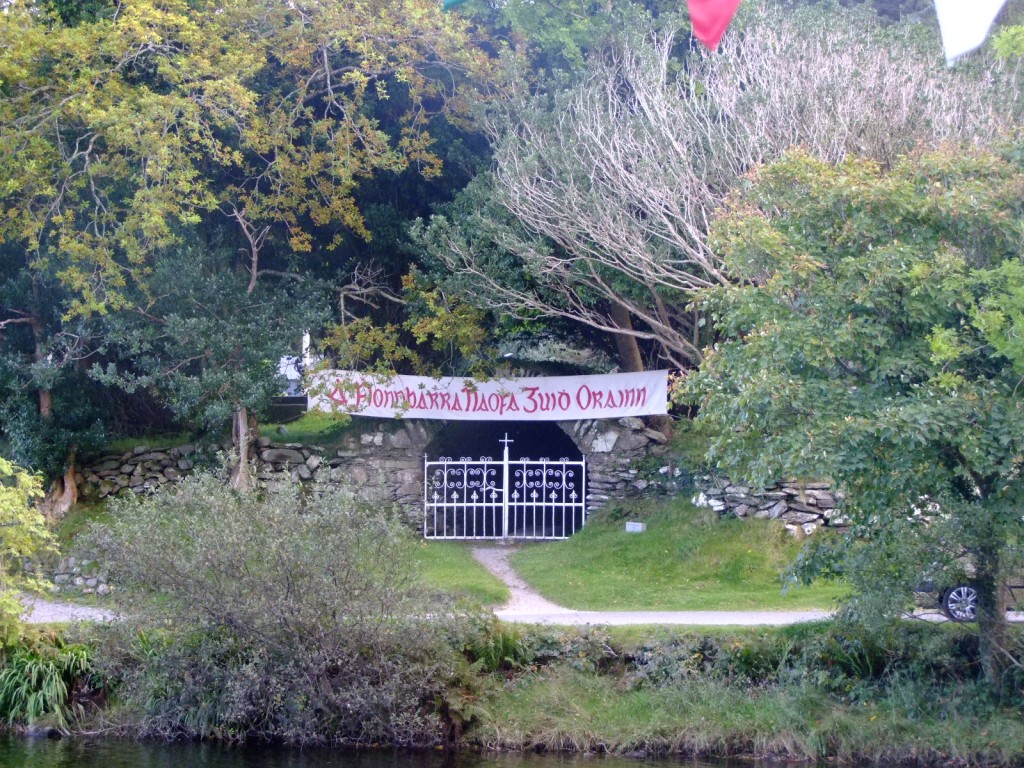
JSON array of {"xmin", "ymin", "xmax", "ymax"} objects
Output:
[{"xmin": 423, "ymin": 436, "xmax": 586, "ymax": 540}]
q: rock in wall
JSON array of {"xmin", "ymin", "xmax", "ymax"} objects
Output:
[
  {"xmin": 692, "ymin": 476, "xmax": 847, "ymax": 535},
  {"xmin": 77, "ymin": 418, "xmax": 671, "ymax": 520}
]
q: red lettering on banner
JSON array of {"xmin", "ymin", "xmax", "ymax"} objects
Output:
[
  {"xmin": 328, "ymin": 380, "xmax": 349, "ymax": 405},
  {"xmin": 577, "ymin": 385, "xmax": 595, "ymax": 409},
  {"xmin": 317, "ymin": 371, "xmax": 663, "ymax": 418},
  {"xmin": 525, "ymin": 387, "xmax": 571, "ymax": 413},
  {"xmin": 524, "ymin": 386, "xmax": 539, "ymax": 413},
  {"xmin": 576, "ymin": 384, "xmax": 648, "ymax": 412}
]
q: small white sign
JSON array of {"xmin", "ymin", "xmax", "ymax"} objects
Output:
[{"xmin": 625, "ymin": 522, "xmax": 647, "ymax": 533}]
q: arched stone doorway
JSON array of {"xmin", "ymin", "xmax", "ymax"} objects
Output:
[
  {"xmin": 423, "ymin": 421, "xmax": 586, "ymax": 540},
  {"xmin": 425, "ymin": 421, "xmax": 582, "ymax": 463}
]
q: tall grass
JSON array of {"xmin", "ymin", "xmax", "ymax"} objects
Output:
[{"xmin": 472, "ymin": 666, "xmax": 1024, "ymax": 764}]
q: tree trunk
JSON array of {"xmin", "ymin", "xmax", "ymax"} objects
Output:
[
  {"xmin": 975, "ymin": 543, "xmax": 1009, "ymax": 697},
  {"xmin": 609, "ymin": 303, "xmax": 671, "ymax": 436},
  {"xmin": 39, "ymin": 448, "xmax": 78, "ymax": 521},
  {"xmin": 38, "ymin": 388, "xmax": 53, "ymax": 419},
  {"xmin": 31, "ymin": 317, "xmax": 54, "ymax": 419},
  {"xmin": 230, "ymin": 405, "xmax": 257, "ymax": 492},
  {"xmin": 31, "ymin": 314, "xmax": 75, "ymax": 516}
]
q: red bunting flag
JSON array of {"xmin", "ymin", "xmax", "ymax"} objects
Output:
[{"xmin": 687, "ymin": 0, "xmax": 742, "ymax": 50}]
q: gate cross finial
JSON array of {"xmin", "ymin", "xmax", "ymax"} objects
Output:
[{"xmin": 499, "ymin": 433, "xmax": 514, "ymax": 449}]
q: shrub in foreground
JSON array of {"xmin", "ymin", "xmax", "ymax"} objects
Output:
[
  {"xmin": 88, "ymin": 474, "xmax": 469, "ymax": 745},
  {"xmin": 0, "ymin": 633, "xmax": 98, "ymax": 732}
]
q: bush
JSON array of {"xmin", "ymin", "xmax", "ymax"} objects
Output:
[
  {"xmin": 525, "ymin": 626, "xmax": 618, "ymax": 673},
  {"xmin": 465, "ymin": 618, "xmax": 531, "ymax": 673},
  {"xmin": 87, "ymin": 473, "xmax": 470, "ymax": 746}
]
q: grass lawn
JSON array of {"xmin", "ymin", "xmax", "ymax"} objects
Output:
[
  {"xmin": 263, "ymin": 411, "xmax": 359, "ymax": 446},
  {"xmin": 414, "ymin": 540, "xmax": 510, "ymax": 606},
  {"xmin": 101, "ymin": 412, "xmax": 360, "ymax": 455},
  {"xmin": 54, "ymin": 501, "xmax": 113, "ymax": 549},
  {"xmin": 510, "ymin": 498, "xmax": 848, "ymax": 611}
]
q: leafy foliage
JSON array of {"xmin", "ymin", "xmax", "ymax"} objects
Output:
[
  {"xmin": 0, "ymin": 0, "xmax": 504, "ymax": 460},
  {"xmin": 0, "ymin": 0, "xmax": 500, "ymax": 314},
  {"xmin": 424, "ymin": 2, "xmax": 1021, "ymax": 371},
  {"xmin": 88, "ymin": 473, "xmax": 473, "ymax": 745},
  {"xmin": 92, "ymin": 246, "xmax": 327, "ymax": 432},
  {"xmin": 683, "ymin": 144, "xmax": 1024, "ymax": 684},
  {"xmin": 0, "ymin": 637, "xmax": 96, "ymax": 731},
  {"xmin": 0, "ymin": 458, "xmax": 54, "ymax": 645}
]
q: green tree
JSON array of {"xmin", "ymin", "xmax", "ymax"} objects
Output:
[
  {"xmin": 683, "ymin": 145, "xmax": 1024, "ymax": 689},
  {"xmin": 0, "ymin": 458, "xmax": 54, "ymax": 644},
  {"xmin": 0, "ymin": 241, "xmax": 111, "ymax": 514},
  {"xmin": 93, "ymin": 242, "xmax": 327, "ymax": 491},
  {"xmin": 0, "ymin": 0, "xmax": 500, "ymax": 481}
]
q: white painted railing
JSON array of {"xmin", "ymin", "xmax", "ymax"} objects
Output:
[{"xmin": 423, "ymin": 437, "xmax": 586, "ymax": 540}]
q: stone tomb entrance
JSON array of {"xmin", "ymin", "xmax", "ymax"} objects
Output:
[
  {"xmin": 423, "ymin": 421, "xmax": 586, "ymax": 540},
  {"xmin": 309, "ymin": 369, "xmax": 670, "ymax": 538}
]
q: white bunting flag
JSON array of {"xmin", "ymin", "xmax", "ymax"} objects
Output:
[{"xmin": 934, "ymin": 0, "xmax": 1008, "ymax": 65}]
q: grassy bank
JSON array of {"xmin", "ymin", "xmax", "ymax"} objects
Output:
[
  {"xmin": 511, "ymin": 499, "xmax": 847, "ymax": 610},
  {"xmin": 465, "ymin": 622, "xmax": 1024, "ymax": 765},
  {"xmin": 473, "ymin": 666, "xmax": 1024, "ymax": 764},
  {"xmin": 19, "ymin": 472, "xmax": 1022, "ymax": 763},
  {"xmin": 9, "ymin": 619, "xmax": 1024, "ymax": 765}
]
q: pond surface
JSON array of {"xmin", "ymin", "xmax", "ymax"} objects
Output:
[{"xmin": 0, "ymin": 737, "xmax": 741, "ymax": 768}]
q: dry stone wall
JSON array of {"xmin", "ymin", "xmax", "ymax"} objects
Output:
[
  {"xmin": 692, "ymin": 476, "xmax": 847, "ymax": 535},
  {"xmin": 76, "ymin": 417, "xmax": 671, "ymax": 518},
  {"xmin": 75, "ymin": 420, "xmax": 839, "ymax": 538},
  {"xmin": 558, "ymin": 416, "xmax": 672, "ymax": 508}
]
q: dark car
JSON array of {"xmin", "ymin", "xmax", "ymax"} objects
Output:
[{"xmin": 916, "ymin": 576, "xmax": 1024, "ymax": 622}]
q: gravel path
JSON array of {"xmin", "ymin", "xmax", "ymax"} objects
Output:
[
  {"xmin": 471, "ymin": 545, "xmax": 834, "ymax": 626},
  {"xmin": 23, "ymin": 549, "xmax": 1022, "ymax": 627},
  {"xmin": 21, "ymin": 595, "xmax": 117, "ymax": 624}
]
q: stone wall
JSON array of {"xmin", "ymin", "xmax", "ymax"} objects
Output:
[
  {"xmin": 77, "ymin": 417, "xmax": 672, "ymax": 517},
  {"xmin": 558, "ymin": 416, "xmax": 671, "ymax": 509},
  {"xmin": 254, "ymin": 421, "xmax": 434, "ymax": 512},
  {"xmin": 76, "ymin": 444, "xmax": 201, "ymax": 498},
  {"xmin": 692, "ymin": 476, "xmax": 847, "ymax": 535}
]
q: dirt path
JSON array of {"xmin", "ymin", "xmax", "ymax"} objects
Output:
[
  {"xmin": 26, "ymin": 549, "xmax": 1012, "ymax": 627},
  {"xmin": 471, "ymin": 545, "xmax": 835, "ymax": 626},
  {"xmin": 21, "ymin": 595, "xmax": 117, "ymax": 624}
]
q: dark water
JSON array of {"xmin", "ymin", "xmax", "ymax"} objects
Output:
[{"xmin": 0, "ymin": 737, "xmax": 735, "ymax": 768}]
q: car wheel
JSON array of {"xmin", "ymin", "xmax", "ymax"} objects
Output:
[{"xmin": 942, "ymin": 585, "xmax": 978, "ymax": 622}]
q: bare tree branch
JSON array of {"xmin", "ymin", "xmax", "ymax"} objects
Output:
[{"xmin": 449, "ymin": 5, "xmax": 1021, "ymax": 368}]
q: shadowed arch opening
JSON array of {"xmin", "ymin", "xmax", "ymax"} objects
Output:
[
  {"xmin": 423, "ymin": 421, "xmax": 586, "ymax": 539},
  {"xmin": 424, "ymin": 421, "xmax": 582, "ymax": 462}
]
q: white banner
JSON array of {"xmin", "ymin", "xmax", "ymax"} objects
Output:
[{"xmin": 310, "ymin": 370, "xmax": 668, "ymax": 421}]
